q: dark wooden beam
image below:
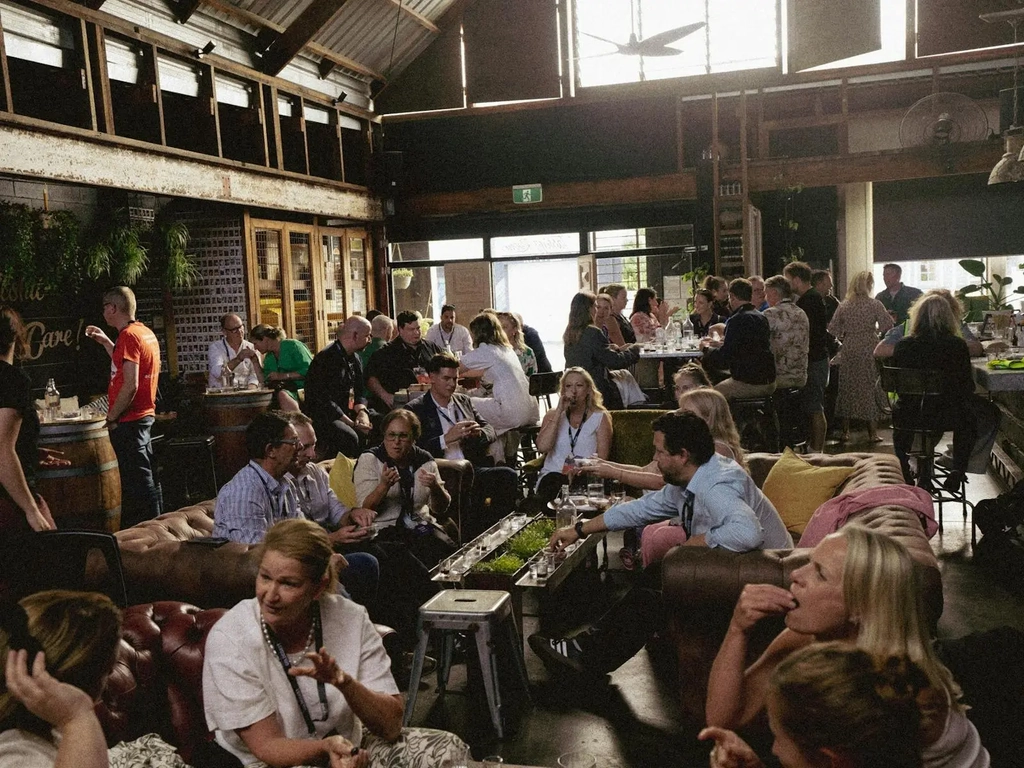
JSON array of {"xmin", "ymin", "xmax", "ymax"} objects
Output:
[
  {"xmin": 400, "ymin": 142, "xmax": 1003, "ymax": 218},
  {"xmin": 77, "ymin": 0, "xmax": 108, "ymax": 9},
  {"xmin": 175, "ymin": 0, "xmax": 202, "ymax": 25},
  {"xmin": 318, "ymin": 58, "xmax": 336, "ymax": 80},
  {"xmin": 261, "ymin": 0, "xmax": 350, "ymax": 77}
]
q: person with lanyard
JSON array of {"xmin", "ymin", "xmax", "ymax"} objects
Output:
[
  {"xmin": 405, "ymin": 353, "xmax": 519, "ymax": 538},
  {"xmin": 533, "ymin": 367, "xmax": 612, "ymax": 504},
  {"xmin": 213, "ymin": 412, "xmax": 303, "ymax": 544},
  {"xmin": 529, "ymin": 412, "xmax": 791, "ymax": 678},
  {"xmin": 207, "ymin": 312, "xmax": 261, "ymax": 389},
  {"xmin": 424, "ymin": 304, "xmax": 473, "ymax": 357},
  {"xmin": 353, "ymin": 410, "xmax": 455, "ymax": 569},
  {"xmin": 203, "ymin": 518, "xmax": 469, "ymax": 768},
  {"xmin": 249, "ymin": 324, "xmax": 313, "ymax": 413},
  {"xmin": 84, "ymin": 285, "xmax": 162, "ymax": 527}
]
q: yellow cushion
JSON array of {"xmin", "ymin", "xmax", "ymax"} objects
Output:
[
  {"xmin": 328, "ymin": 453, "xmax": 358, "ymax": 509},
  {"xmin": 761, "ymin": 448, "xmax": 855, "ymax": 535}
]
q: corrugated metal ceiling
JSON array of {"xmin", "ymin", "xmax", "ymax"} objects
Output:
[{"xmin": 220, "ymin": 0, "xmax": 457, "ymax": 82}]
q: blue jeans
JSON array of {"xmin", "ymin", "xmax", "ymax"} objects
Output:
[{"xmin": 109, "ymin": 416, "xmax": 161, "ymax": 528}]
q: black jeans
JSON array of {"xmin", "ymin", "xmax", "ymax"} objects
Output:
[{"xmin": 109, "ymin": 415, "xmax": 161, "ymax": 528}]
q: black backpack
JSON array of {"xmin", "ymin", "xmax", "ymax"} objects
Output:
[{"xmin": 974, "ymin": 480, "xmax": 1024, "ymax": 596}]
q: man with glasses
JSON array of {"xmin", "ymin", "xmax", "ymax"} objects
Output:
[
  {"xmin": 207, "ymin": 313, "xmax": 261, "ymax": 389},
  {"xmin": 84, "ymin": 285, "xmax": 162, "ymax": 527},
  {"xmin": 213, "ymin": 412, "xmax": 302, "ymax": 543}
]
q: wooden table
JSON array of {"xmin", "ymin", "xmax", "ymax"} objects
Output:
[
  {"xmin": 638, "ymin": 347, "xmax": 702, "ymax": 361},
  {"xmin": 972, "ymin": 360, "xmax": 1024, "ymax": 392}
]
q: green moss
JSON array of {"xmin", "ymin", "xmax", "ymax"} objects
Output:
[
  {"xmin": 473, "ymin": 553, "xmax": 525, "ymax": 575},
  {"xmin": 508, "ymin": 519, "xmax": 555, "ymax": 559}
]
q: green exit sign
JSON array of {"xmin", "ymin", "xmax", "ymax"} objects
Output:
[{"xmin": 512, "ymin": 184, "xmax": 542, "ymax": 204}]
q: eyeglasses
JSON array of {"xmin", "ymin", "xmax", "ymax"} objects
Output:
[
  {"xmin": 384, "ymin": 431, "xmax": 411, "ymax": 441},
  {"xmin": 275, "ymin": 438, "xmax": 301, "ymax": 447},
  {"xmin": 224, "ymin": 325, "xmax": 244, "ymax": 333}
]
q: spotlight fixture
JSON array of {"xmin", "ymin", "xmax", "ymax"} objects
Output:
[
  {"xmin": 333, "ymin": 92, "xmax": 348, "ymax": 106},
  {"xmin": 196, "ymin": 40, "xmax": 216, "ymax": 58}
]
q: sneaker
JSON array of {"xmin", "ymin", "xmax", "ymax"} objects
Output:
[{"xmin": 528, "ymin": 633, "xmax": 586, "ymax": 674}]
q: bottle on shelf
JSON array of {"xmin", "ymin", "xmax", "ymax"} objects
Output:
[{"xmin": 44, "ymin": 378, "xmax": 60, "ymax": 422}]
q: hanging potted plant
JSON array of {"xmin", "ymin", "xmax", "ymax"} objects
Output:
[{"xmin": 392, "ymin": 267, "xmax": 413, "ymax": 290}]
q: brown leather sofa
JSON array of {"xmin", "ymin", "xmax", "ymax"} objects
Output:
[
  {"xmin": 98, "ymin": 601, "xmax": 227, "ymax": 765},
  {"xmin": 115, "ymin": 458, "xmax": 473, "ymax": 608},
  {"xmin": 660, "ymin": 451, "xmax": 943, "ymax": 730}
]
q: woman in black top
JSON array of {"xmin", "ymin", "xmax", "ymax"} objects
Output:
[
  {"xmin": 0, "ymin": 306, "xmax": 55, "ymax": 532},
  {"xmin": 689, "ymin": 289, "xmax": 724, "ymax": 338},
  {"xmin": 563, "ymin": 291, "xmax": 641, "ymax": 410},
  {"xmin": 892, "ymin": 294, "xmax": 998, "ymax": 491}
]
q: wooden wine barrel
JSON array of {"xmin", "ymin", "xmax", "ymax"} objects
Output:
[
  {"xmin": 204, "ymin": 389, "xmax": 274, "ymax": 487},
  {"xmin": 36, "ymin": 418, "xmax": 122, "ymax": 532}
]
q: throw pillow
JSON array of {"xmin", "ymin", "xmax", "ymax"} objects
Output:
[
  {"xmin": 761, "ymin": 448, "xmax": 855, "ymax": 535},
  {"xmin": 328, "ymin": 453, "xmax": 358, "ymax": 509}
]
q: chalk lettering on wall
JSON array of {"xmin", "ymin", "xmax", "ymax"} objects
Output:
[
  {"xmin": 24, "ymin": 320, "xmax": 83, "ymax": 361},
  {"xmin": 0, "ymin": 281, "xmax": 46, "ymax": 303}
]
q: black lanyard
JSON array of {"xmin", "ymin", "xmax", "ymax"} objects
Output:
[
  {"xmin": 439, "ymin": 326, "xmax": 454, "ymax": 347},
  {"xmin": 567, "ymin": 410, "xmax": 589, "ymax": 456},
  {"xmin": 435, "ymin": 397, "xmax": 465, "ymax": 428},
  {"xmin": 262, "ymin": 602, "xmax": 328, "ymax": 736}
]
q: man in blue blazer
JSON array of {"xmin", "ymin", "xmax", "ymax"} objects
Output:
[{"xmin": 406, "ymin": 353, "xmax": 519, "ymax": 538}]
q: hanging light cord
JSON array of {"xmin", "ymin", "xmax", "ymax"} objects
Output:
[{"xmin": 386, "ymin": 0, "xmax": 404, "ymax": 78}]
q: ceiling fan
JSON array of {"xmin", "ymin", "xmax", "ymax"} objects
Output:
[{"xmin": 581, "ymin": 21, "xmax": 706, "ymax": 58}]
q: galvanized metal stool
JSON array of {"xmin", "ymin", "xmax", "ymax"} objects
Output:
[{"xmin": 403, "ymin": 589, "xmax": 530, "ymax": 737}]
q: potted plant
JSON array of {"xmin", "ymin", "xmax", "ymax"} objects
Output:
[
  {"xmin": 957, "ymin": 258, "xmax": 1024, "ymax": 317},
  {"xmin": 392, "ymin": 268, "xmax": 413, "ymax": 290}
]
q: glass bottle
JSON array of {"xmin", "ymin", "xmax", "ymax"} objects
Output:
[
  {"xmin": 44, "ymin": 378, "xmax": 60, "ymax": 422},
  {"xmin": 555, "ymin": 485, "xmax": 576, "ymax": 531},
  {"xmin": 681, "ymin": 315, "xmax": 694, "ymax": 345}
]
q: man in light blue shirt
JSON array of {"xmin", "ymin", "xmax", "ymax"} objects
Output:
[{"xmin": 531, "ymin": 412, "xmax": 791, "ymax": 677}]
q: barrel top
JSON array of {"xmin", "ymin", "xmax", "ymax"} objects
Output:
[
  {"xmin": 38, "ymin": 416, "xmax": 107, "ymax": 436},
  {"xmin": 204, "ymin": 388, "xmax": 275, "ymax": 399}
]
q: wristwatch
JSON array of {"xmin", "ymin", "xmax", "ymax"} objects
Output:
[{"xmin": 574, "ymin": 520, "xmax": 587, "ymax": 539}]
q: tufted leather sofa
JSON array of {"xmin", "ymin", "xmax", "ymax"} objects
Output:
[
  {"xmin": 98, "ymin": 601, "xmax": 226, "ymax": 765},
  {"xmin": 660, "ymin": 452, "xmax": 943, "ymax": 731},
  {"xmin": 114, "ymin": 458, "xmax": 473, "ymax": 608}
]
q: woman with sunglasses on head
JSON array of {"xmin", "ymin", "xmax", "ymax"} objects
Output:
[
  {"xmin": 353, "ymin": 410, "xmax": 454, "ymax": 568},
  {"xmin": 204, "ymin": 518, "xmax": 466, "ymax": 768}
]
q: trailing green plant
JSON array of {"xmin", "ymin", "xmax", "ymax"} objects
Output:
[
  {"xmin": 86, "ymin": 209, "xmax": 149, "ymax": 286},
  {"xmin": 0, "ymin": 202, "xmax": 38, "ymax": 289},
  {"xmin": 681, "ymin": 264, "xmax": 709, "ymax": 312},
  {"xmin": 957, "ymin": 258, "xmax": 1024, "ymax": 312},
  {"xmin": 35, "ymin": 210, "xmax": 82, "ymax": 293},
  {"xmin": 154, "ymin": 219, "xmax": 200, "ymax": 289}
]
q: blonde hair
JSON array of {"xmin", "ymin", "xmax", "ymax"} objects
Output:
[
  {"xmin": 846, "ymin": 271, "xmax": 874, "ymax": 300},
  {"xmin": 259, "ymin": 519, "xmax": 339, "ymax": 592},
  {"xmin": 497, "ymin": 311, "xmax": 526, "ymax": 352},
  {"xmin": 907, "ymin": 294, "xmax": 960, "ymax": 339},
  {"xmin": 676, "ymin": 388, "xmax": 746, "ymax": 471},
  {"xmin": 560, "ymin": 367, "xmax": 606, "ymax": 412},
  {"xmin": 834, "ymin": 525, "xmax": 960, "ymax": 707},
  {"xmin": 0, "ymin": 591, "xmax": 122, "ymax": 737}
]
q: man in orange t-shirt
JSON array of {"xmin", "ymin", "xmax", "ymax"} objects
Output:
[{"xmin": 85, "ymin": 286, "xmax": 162, "ymax": 526}]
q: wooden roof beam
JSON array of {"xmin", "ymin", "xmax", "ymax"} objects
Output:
[
  {"xmin": 383, "ymin": 0, "xmax": 439, "ymax": 35},
  {"xmin": 175, "ymin": 0, "xmax": 202, "ymax": 25},
  {"xmin": 259, "ymin": 0, "xmax": 350, "ymax": 77}
]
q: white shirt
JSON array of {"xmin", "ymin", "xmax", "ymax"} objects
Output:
[
  {"xmin": 208, "ymin": 337, "xmax": 260, "ymax": 389},
  {"xmin": 425, "ymin": 323, "xmax": 473, "ymax": 356}
]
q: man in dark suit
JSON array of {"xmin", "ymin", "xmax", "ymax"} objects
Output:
[
  {"xmin": 303, "ymin": 316, "xmax": 373, "ymax": 458},
  {"xmin": 406, "ymin": 353, "xmax": 519, "ymax": 537}
]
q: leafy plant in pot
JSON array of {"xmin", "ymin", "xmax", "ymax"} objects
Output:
[
  {"xmin": 956, "ymin": 258, "xmax": 1024, "ymax": 318},
  {"xmin": 392, "ymin": 268, "xmax": 413, "ymax": 290}
]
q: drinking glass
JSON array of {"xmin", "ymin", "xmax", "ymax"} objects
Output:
[
  {"xmin": 482, "ymin": 756, "xmax": 504, "ymax": 768},
  {"xmin": 587, "ymin": 479, "xmax": 604, "ymax": 502},
  {"xmin": 557, "ymin": 750, "xmax": 597, "ymax": 768},
  {"xmin": 607, "ymin": 480, "xmax": 625, "ymax": 504}
]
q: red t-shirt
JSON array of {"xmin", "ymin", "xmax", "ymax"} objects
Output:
[{"xmin": 108, "ymin": 322, "xmax": 161, "ymax": 422}]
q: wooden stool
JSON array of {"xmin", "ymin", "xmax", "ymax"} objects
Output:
[{"xmin": 403, "ymin": 590, "xmax": 530, "ymax": 737}]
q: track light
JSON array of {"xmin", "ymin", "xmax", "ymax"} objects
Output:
[
  {"xmin": 333, "ymin": 92, "xmax": 348, "ymax": 106},
  {"xmin": 196, "ymin": 40, "xmax": 216, "ymax": 58}
]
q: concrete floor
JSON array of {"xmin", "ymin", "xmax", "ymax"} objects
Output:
[{"xmin": 404, "ymin": 429, "xmax": 1024, "ymax": 768}]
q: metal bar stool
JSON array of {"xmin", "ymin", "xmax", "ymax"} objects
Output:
[
  {"xmin": 728, "ymin": 393, "xmax": 780, "ymax": 453},
  {"xmin": 403, "ymin": 590, "xmax": 530, "ymax": 738}
]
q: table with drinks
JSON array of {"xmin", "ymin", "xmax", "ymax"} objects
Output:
[{"xmin": 637, "ymin": 322, "xmax": 704, "ymax": 360}]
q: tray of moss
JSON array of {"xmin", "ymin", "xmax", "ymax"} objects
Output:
[{"xmin": 464, "ymin": 519, "xmax": 557, "ymax": 586}]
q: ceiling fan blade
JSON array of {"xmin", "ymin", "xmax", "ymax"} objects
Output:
[
  {"xmin": 640, "ymin": 21, "xmax": 706, "ymax": 48},
  {"xmin": 580, "ymin": 30, "xmax": 624, "ymax": 48},
  {"xmin": 637, "ymin": 44, "xmax": 682, "ymax": 57}
]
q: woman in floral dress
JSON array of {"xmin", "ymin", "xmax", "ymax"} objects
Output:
[{"xmin": 828, "ymin": 271, "xmax": 893, "ymax": 442}]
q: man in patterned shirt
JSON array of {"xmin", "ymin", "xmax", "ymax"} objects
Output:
[
  {"xmin": 212, "ymin": 411, "xmax": 301, "ymax": 544},
  {"xmin": 763, "ymin": 275, "xmax": 809, "ymax": 389}
]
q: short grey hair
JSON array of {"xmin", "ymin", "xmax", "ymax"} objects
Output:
[{"xmin": 765, "ymin": 275, "xmax": 792, "ymax": 300}]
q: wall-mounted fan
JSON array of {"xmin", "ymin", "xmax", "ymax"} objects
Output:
[{"xmin": 899, "ymin": 92, "xmax": 991, "ymax": 148}]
